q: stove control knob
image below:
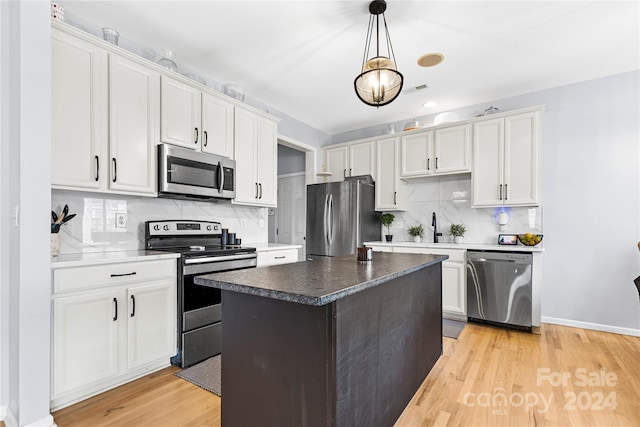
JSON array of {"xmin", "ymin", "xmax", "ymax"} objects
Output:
[
  {"xmin": 206, "ymin": 225, "xmax": 212, "ymax": 231},
  {"xmin": 163, "ymin": 225, "xmax": 170, "ymax": 231},
  {"xmin": 153, "ymin": 225, "xmax": 160, "ymax": 231}
]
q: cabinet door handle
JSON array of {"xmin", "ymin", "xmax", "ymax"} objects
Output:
[
  {"xmin": 259, "ymin": 183, "xmax": 263, "ymax": 199},
  {"xmin": 499, "ymin": 184, "xmax": 503, "ymax": 200},
  {"xmin": 255, "ymin": 182, "xmax": 259, "ymax": 198},
  {"xmin": 95, "ymin": 156, "xmax": 99, "ymax": 181},
  {"xmin": 394, "ymin": 191, "xmax": 397, "ymax": 205},
  {"xmin": 110, "ymin": 272, "xmax": 137, "ymax": 277},
  {"xmin": 112, "ymin": 158, "xmax": 117, "ymax": 183},
  {"xmin": 349, "ymin": 168, "xmax": 352, "ymax": 176},
  {"xmin": 113, "ymin": 298, "xmax": 118, "ymax": 321},
  {"xmin": 130, "ymin": 295, "xmax": 135, "ymax": 317},
  {"xmin": 435, "ymin": 157, "xmax": 439, "ymax": 170},
  {"xmin": 343, "ymin": 169, "xmax": 346, "ymax": 178},
  {"xmin": 504, "ymin": 184, "xmax": 508, "ymax": 201},
  {"xmin": 274, "ymin": 256, "xmax": 286, "ymax": 260},
  {"xmin": 194, "ymin": 127, "xmax": 199, "ymax": 144},
  {"xmin": 203, "ymin": 130, "xmax": 208, "ymax": 147},
  {"xmin": 427, "ymin": 158, "xmax": 430, "ymax": 171}
]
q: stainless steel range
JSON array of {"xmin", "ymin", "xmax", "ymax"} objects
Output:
[{"xmin": 145, "ymin": 220, "xmax": 257, "ymax": 367}]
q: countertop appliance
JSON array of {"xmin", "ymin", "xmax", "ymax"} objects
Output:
[
  {"xmin": 158, "ymin": 143, "xmax": 236, "ymax": 201},
  {"xmin": 467, "ymin": 251, "xmax": 533, "ymax": 329},
  {"xmin": 306, "ymin": 175, "xmax": 380, "ymax": 257},
  {"xmin": 145, "ymin": 220, "xmax": 257, "ymax": 367}
]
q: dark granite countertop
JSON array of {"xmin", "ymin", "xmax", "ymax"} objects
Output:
[{"xmin": 194, "ymin": 252, "xmax": 448, "ymax": 306}]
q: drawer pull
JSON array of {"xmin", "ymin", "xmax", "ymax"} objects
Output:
[
  {"xmin": 113, "ymin": 298, "xmax": 118, "ymax": 321},
  {"xmin": 274, "ymin": 256, "xmax": 286, "ymax": 259},
  {"xmin": 110, "ymin": 272, "xmax": 137, "ymax": 278}
]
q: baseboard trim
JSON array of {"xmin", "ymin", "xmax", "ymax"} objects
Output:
[
  {"xmin": 542, "ymin": 316, "xmax": 640, "ymax": 337},
  {"xmin": 2, "ymin": 406, "xmax": 17, "ymax": 427},
  {"xmin": 24, "ymin": 414, "xmax": 56, "ymax": 427}
]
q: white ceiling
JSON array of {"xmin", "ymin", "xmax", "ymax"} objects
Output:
[{"xmin": 64, "ymin": 1, "xmax": 639, "ymax": 135}]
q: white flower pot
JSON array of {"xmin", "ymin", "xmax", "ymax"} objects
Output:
[
  {"xmin": 413, "ymin": 236, "xmax": 421, "ymax": 243},
  {"xmin": 454, "ymin": 236, "xmax": 463, "ymax": 244},
  {"xmin": 51, "ymin": 233, "xmax": 60, "ymax": 256}
]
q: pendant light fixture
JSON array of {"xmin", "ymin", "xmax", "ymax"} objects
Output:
[{"xmin": 354, "ymin": 0, "xmax": 403, "ymax": 107}]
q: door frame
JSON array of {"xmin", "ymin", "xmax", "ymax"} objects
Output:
[{"xmin": 277, "ymin": 135, "xmax": 318, "ymax": 185}]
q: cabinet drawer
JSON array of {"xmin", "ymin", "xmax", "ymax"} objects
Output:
[
  {"xmin": 257, "ymin": 249, "xmax": 298, "ymax": 267},
  {"xmin": 54, "ymin": 259, "xmax": 176, "ymax": 294},
  {"xmin": 422, "ymin": 248, "xmax": 465, "ymax": 263}
]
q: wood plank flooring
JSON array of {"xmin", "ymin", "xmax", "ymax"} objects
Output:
[{"xmin": 52, "ymin": 323, "xmax": 640, "ymax": 427}]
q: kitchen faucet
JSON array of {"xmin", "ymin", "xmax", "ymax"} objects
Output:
[{"xmin": 432, "ymin": 212, "xmax": 442, "ymax": 243}]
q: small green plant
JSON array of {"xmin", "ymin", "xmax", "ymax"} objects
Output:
[
  {"xmin": 449, "ymin": 223, "xmax": 467, "ymax": 237},
  {"xmin": 407, "ymin": 224, "xmax": 424, "ymax": 237},
  {"xmin": 380, "ymin": 213, "xmax": 395, "ymax": 236}
]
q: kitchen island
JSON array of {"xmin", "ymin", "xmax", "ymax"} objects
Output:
[{"xmin": 195, "ymin": 252, "xmax": 447, "ymax": 427}]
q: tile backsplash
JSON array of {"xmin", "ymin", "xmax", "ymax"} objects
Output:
[
  {"xmin": 52, "ymin": 190, "xmax": 268, "ymax": 254},
  {"xmin": 383, "ymin": 175, "xmax": 543, "ymax": 244}
]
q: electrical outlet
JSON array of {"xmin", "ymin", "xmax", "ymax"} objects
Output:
[
  {"xmin": 391, "ymin": 221, "xmax": 403, "ymax": 229},
  {"xmin": 241, "ymin": 219, "xmax": 247, "ymax": 228},
  {"xmin": 115, "ymin": 213, "xmax": 127, "ymax": 228}
]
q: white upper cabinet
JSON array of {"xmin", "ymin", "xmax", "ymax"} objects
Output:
[
  {"xmin": 160, "ymin": 77, "xmax": 202, "ymax": 150},
  {"xmin": 160, "ymin": 77, "xmax": 235, "ymax": 157},
  {"xmin": 201, "ymin": 93, "xmax": 234, "ymax": 158},
  {"xmin": 434, "ymin": 124, "xmax": 471, "ymax": 174},
  {"xmin": 109, "ymin": 54, "xmax": 158, "ymax": 194},
  {"xmin": 324, "ymin": 146, "xmax": 349, "ymax": 182},
  {"xmin": 472, "ymin": 109, "xmax": 541, "ymax": 207},
  {"xmin": 375, "ymin": 137, "xmax": 406, "ymax": 211},
  {"xmin": 233, "ymin": 109, "xmax": 278, "ymax": 207},
  {"xmin": 324, "ymin": 141, "xmax": 376, "ymax": 182},
  {"xmin": 51, "ymin": 30, "xmax": 107, "ymax": 190},
  {"xmin": 401, "ymin": 125, "xmax": 470, "ymax": 178}
]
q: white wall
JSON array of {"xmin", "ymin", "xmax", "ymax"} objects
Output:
[
  {"xmin": 331, "ymin": 71, "xmax": 640, "ymax": 335},
  {"xmin": 1, "ymin": 1, "xmax": 54, "ymax": 426}
]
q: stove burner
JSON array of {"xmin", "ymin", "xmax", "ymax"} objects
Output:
[{"xmin": 190, "ymin": 245, "xmax": 206, "ymax": 251}]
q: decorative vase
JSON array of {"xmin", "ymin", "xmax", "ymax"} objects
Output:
[
  {"xmin": 454, "ymin": 236, "xmax": 463, "ymax": 244},
  {"xmin": 51, "ymin": 233, "xmax": 60, "ymax": 256},
  {"xmin": 385, "ymin": 235, "xmax": 393, "ymax": 242},
  {"xmin": 413, "ymin": 236, "xmax": 421, "ymax": 243}
]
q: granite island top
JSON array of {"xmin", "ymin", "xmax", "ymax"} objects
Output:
[{"xmin": 194, "ymin": 252, "xmax": 448, "ymax": 306}]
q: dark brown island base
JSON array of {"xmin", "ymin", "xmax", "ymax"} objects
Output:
[{"xmin": 195, "ymin": 252, "xmax": 448, "ymax": 427}]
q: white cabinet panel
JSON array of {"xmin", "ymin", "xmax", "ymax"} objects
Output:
[
  {"xmin": 472, "ymin": 110, "xmax": 540, "ymax": 207},
  {"xmin": 401, "ymin": 131, "xmax": 433, "ymax": 177},
  {"xmin": 257, "ymin": 118, "xmax": 278, "ymax": 207},
  {"xmin": 375, "ymin": 137, "xmax": 406, "ymax": 211},
  {"xmin": 109, "ymin": 54, "xmax": 158, "ymax": 194},
  {"xmin": 51, "ymin": 30, "xmax": 107, "ymax": 189},
  {"xmin": 52, "ymin": 290, "xmax": 119, "ymax": 397},
  {"xmin": 434, "ymin": 124, "xmax": 471, "ymax": 174},
  {"xmin": 349, "ymin": 141, "xmax": 376, "ymax": 179},
  {"xmin": 127, "ymin": 281, "xmax": 176, "ymax": 371},
  {"xmin": 324, "ymin": 146, "xmax": 348, "ymax": 182},
  {"xmin": 201, "ymin": 93, "xmax": 234, "ymax": 158},
  {"xmin": 160, "ymin": 76, "xmax": 201, "ymax": 149},
  {"xmin": 257, "ymin": 249, "xmax": 299, "ymax": 267}
]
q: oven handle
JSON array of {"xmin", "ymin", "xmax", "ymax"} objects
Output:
[{"xmin": 184, "ymin": 253, "xmax": 258, "ymax": 265}]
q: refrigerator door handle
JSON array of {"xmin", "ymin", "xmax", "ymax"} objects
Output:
[
  {"xmin": 328, "ymin": 194, "xmax": 334, "ymax": 245},
  {"xmin": 324, "ymin": 194, "xmax": 330, "ymax": 244}
]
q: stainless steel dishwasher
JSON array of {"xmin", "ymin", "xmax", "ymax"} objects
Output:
[{"xmin": 467, "ymin": 251, "xmax": 533, "ymax": 329}]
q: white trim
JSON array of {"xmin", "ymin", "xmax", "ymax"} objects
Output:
[
  {"xmin": 2, "ymin": 406, "xmax": 17, "ymax": 427},
  {"xmin": 278, "ymin": 172, "xmax": 306, "ymax": 179},
  {"xmin": 277, "ymin": 134, "xmax": 318, "ymax": 185},
  {"xmin": 542, "ymin": 316, "xmax": 640, "ymax": 337},
  {"xmin": 23, "ymin": 414, "xmax": 56, "ymax": 427}
]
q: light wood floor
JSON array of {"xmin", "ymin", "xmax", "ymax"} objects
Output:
[{"xmin": 52, "ymin": 323, "xmax": 640, "ymax": 427}]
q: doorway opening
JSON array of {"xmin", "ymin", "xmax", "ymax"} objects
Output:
[{"xmin": 269, "ymin": 136, "xmax": 317, "ymax": 261}]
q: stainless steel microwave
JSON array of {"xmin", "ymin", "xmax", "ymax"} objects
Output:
[{"xmin": 158, "ymin": 144, "xmax": 235, "ymax": 201}]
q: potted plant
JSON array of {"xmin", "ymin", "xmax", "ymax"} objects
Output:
[
  {"xmin": 449, "ymin": 223, "xmax": 467, "ymax": 244},
  {"xmin": 380, "ymin": 213, "xmax": 395, "ymax": 242},
  {"xmin": 408, "ymin": 224, "xmax": 424, "ymax": 243}
]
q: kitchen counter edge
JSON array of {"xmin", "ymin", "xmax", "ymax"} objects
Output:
[
  {"xmin": 364, "ymin": 241, "xmax": 544, "ymax": 253},
  {"xmin": 51, "ymin": 250, "xmax": 181, "ymax": 269},
  {"xmin": 253, "ymin": 243, "xmax": 303, "ymax": 252}
]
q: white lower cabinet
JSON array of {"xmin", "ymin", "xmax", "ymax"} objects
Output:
[
  {"xmin": 367, "ymin": 245, "xmax": 466, "ymax": 320},
  {"xmin": 256, "ymin": 248, "xmax": 299, "ymax": 267},
  {"xmin": 51, "ymin": 259, "xmax": 177, "ymax": 410}
]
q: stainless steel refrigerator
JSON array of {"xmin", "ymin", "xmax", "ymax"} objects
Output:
[{"xmin": 306, "ymin": 176, "xmax": 380, "ymax": 257}]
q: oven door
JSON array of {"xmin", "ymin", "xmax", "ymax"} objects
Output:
[{"xmin": 158, "ymin": 143, "xmax": 232, "ymax": 199}]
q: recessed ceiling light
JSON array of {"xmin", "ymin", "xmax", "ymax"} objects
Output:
[
  {"xmin": 423, "ymin": 101, "xmax": 438, "ymax": 108},
  {"xmin": 417, "ymin": 53, "xmax": 444, "ymax": 67}
]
